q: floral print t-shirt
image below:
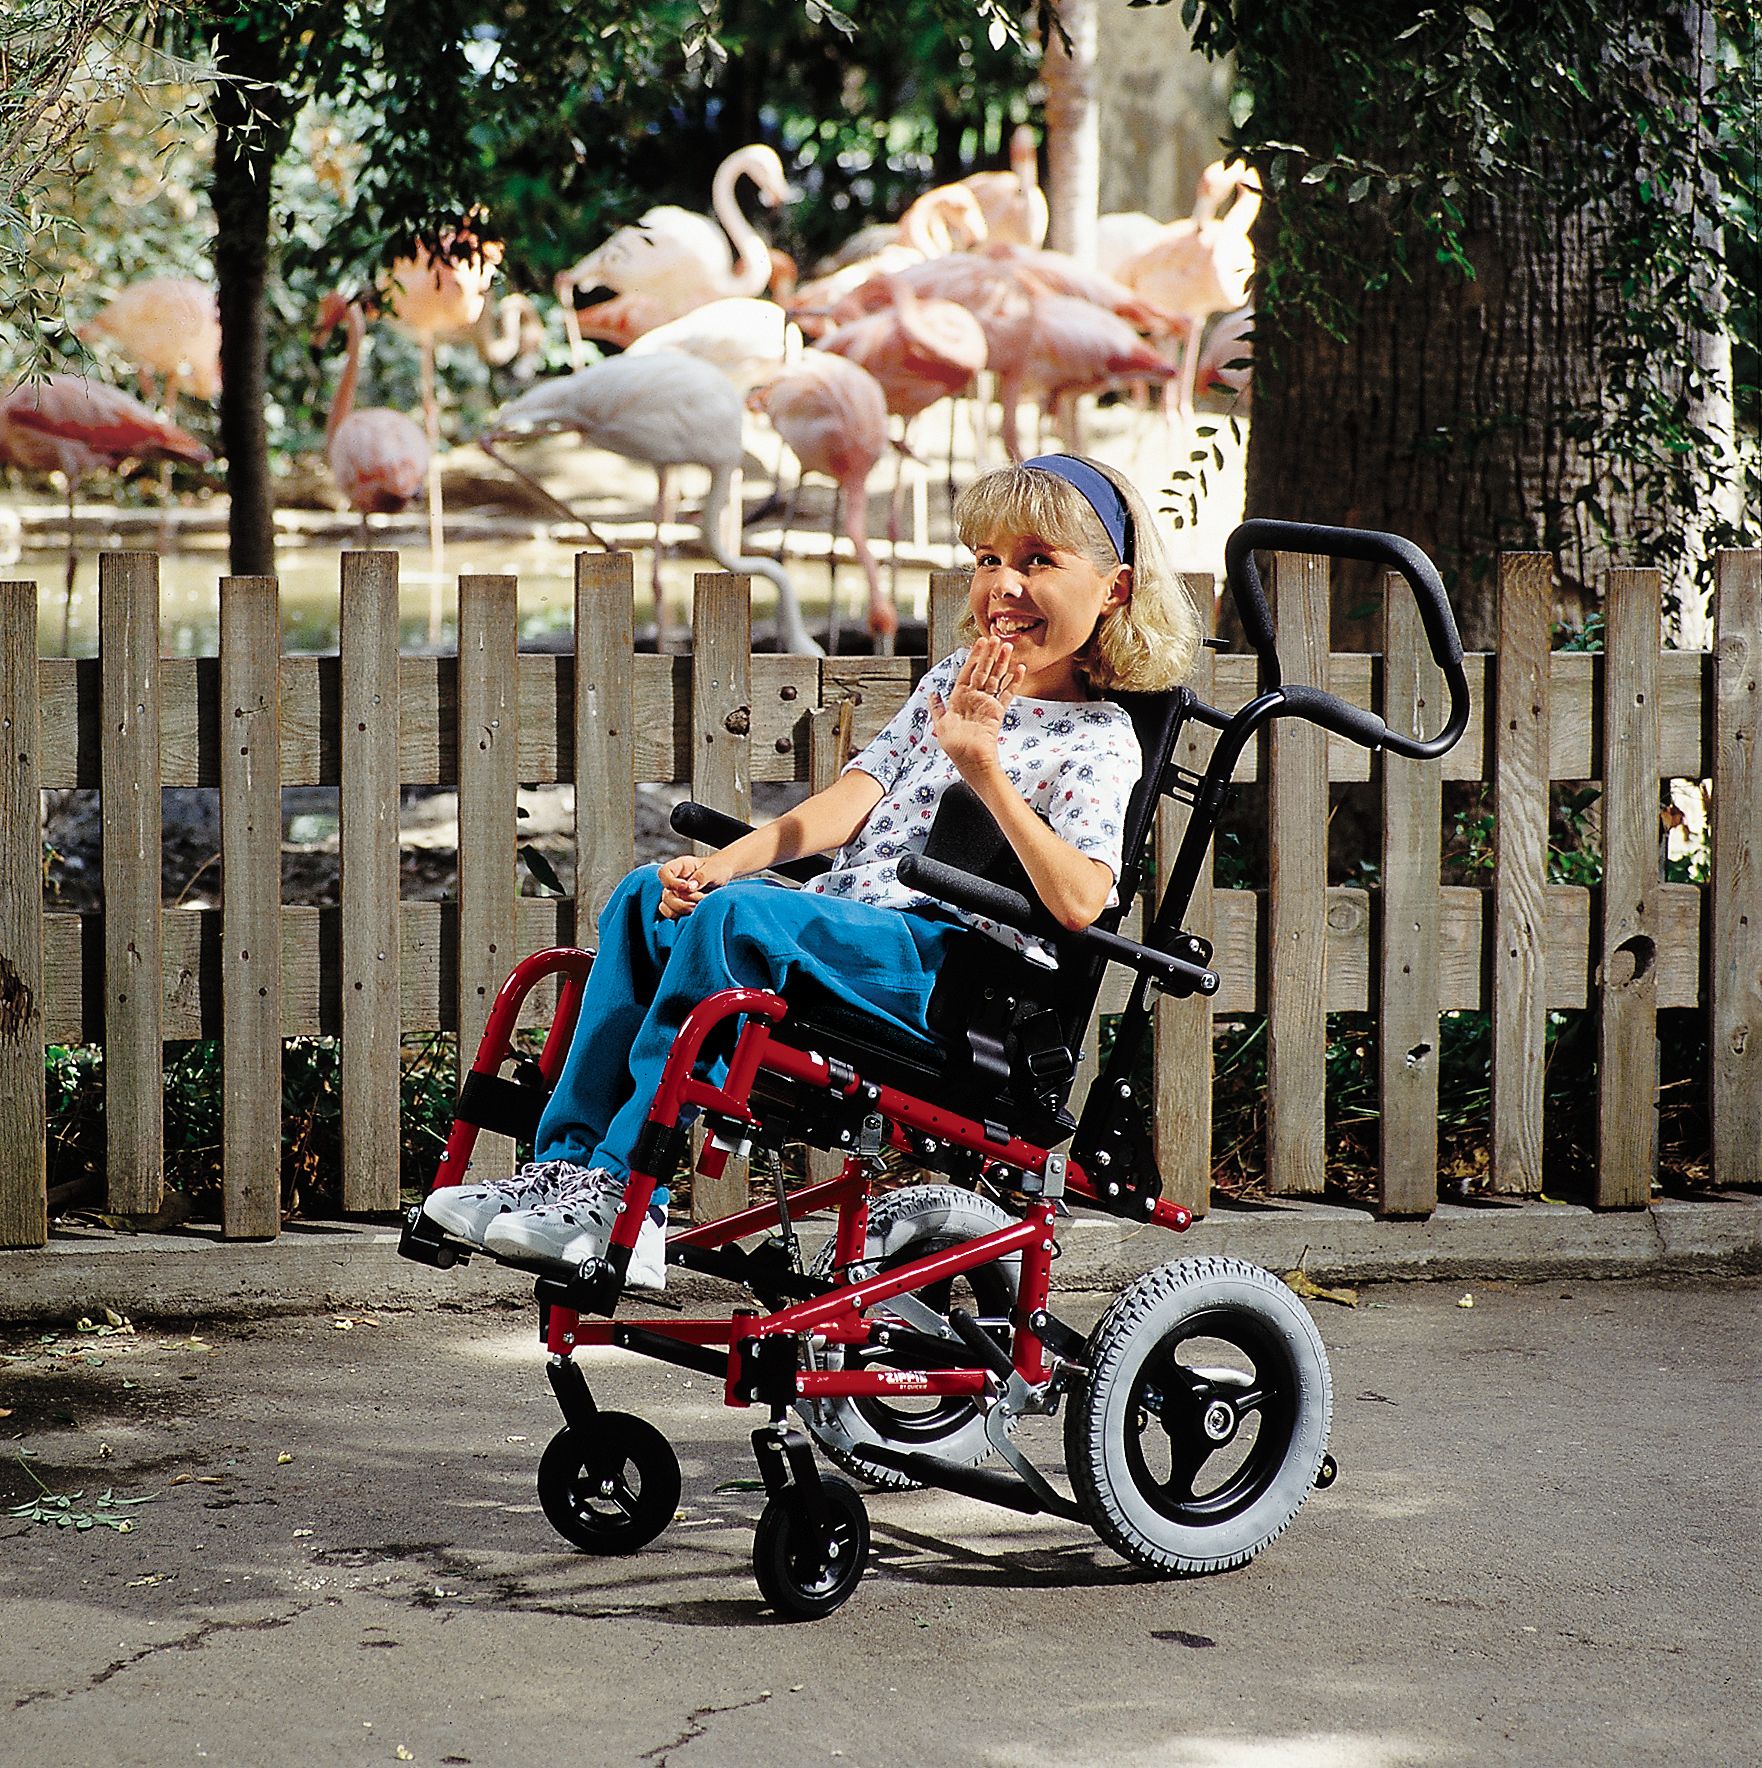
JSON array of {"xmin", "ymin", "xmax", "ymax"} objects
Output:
[{"xmin": 802, "ymin": 649, "xmax": 1141, "ymax": 963}]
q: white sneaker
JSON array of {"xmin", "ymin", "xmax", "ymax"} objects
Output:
[
  {"xmin": 481, "ymin": 1172, "xmax": 668, "ymax": 1290},
  {"xmin": 420, "ymin": 1158, "xmax": 600, "ymax": 1247}
]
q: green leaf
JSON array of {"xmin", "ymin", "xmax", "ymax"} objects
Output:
[{"xmin": 519, "ymin": 844, "xmax": 566, "ymax": 897}]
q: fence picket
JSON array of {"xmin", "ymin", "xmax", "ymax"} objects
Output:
[
  {"xmin": 1379, "ymin": 573, "xmax": 1444, "ymax": 1216},
  {"xmin": 573, "ymin": 552, "xmax": 636, "ymax": 934},
  {"xmin": 338, "ymin": 552, "xmax": 403, "ymax": 1213},
  {"xmin": 1266, "ymin": 550, "xmax": 1330, "ymax": 1196},
  {"xmin": 1154, "ymin": 572, "xmax": 1220, "ymax": 1217},
  {"xmin": 1597, "ymin": 568, "xmax": 1661, "ymax": 1207},
  {"xmin": 1491, "ymin": 553, "xmax": 1553, "ymax": 1194},
  {"xmin": 1712, "ymin": 549, "xmax": 1762, "ymax": 1190},
  {"xmin": 219, "ymin": 576, "xmax": 283, "ymax": 1238},
  {"xmin": 457, "ymin": 575, "xmax": 521, "ymax": 1180},
  {"xmin": 0, "ymin": 582, "xmax": 44, "ymax": 1248},
  {"xmin": 929, "ymin": 568, "xmax": 968, "ymax": 665},
  {"xmin": 99, "ymin": 553, "xmax": 164, "ymax": 1215},
  {"xmin": 689, "ymin": 573, "xmax": 752, "ymax": 1221}
]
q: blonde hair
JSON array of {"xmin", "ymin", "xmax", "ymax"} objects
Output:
[{"xmin": 951, "ymin": 457, "xmax": 1202, "ymax": 693}]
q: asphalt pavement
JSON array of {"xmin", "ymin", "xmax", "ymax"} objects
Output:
[{"xmin": 2, "ymin": 1276, "xmax": 1757, "ymax": 1768}]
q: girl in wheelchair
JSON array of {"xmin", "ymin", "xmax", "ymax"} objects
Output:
[{"xmin": 419, "ymin": 452, "xmax": 1203, "ymax": 1286}]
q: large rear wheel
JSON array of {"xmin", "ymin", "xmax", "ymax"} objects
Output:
[{"xmin": 1065, "ymin": 1257, "xmax": 1332, "ymax": 1575}]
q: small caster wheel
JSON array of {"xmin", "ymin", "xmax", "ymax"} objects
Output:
[
  {"xmin": 537, "ymin": 1414, "xmax": 680, "ymax": 1555},
  {"xmin": 752, "ymin": 1476, "xmax": 869, "ymax": 1620},
  {"xmin": 1315, "ymin": 1453, "xmax": 1339, "ymax": 1490}
]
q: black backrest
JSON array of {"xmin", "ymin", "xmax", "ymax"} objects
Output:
[{"xmin": 921, "ymin": 686, "xmax": 1189, "ymax": 1059}]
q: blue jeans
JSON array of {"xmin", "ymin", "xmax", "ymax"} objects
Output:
[{"xmin": 532, "ymin": 865, "xmax": 962, "ymax": 1189}]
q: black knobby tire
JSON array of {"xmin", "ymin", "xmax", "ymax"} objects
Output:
[
  {"xmin": 752, "ymin": 1476, "xmax": 870, "ymax": 1620},
  {"xmin": 536, "ymin": 1414, "xmax": 681, "ymax": 1555},
  {"xmin": 1065, "ymin": 1257, "xmax": 1333, "ymax": 1576},
  {"xmin": 803, "ymin": 1185, "xmax": 1021, "ymax": 1489}
]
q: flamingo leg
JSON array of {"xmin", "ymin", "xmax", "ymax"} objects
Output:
[
  {"xmin": 886, "ymin": 439, "xmax": 904, "ymax": 608},
  {"xmin": 61, "ymin": 477, "xmax": 77, "ymax": 657},
  {"xmin": 824, "ymin": 483, "xmax": 841, "ymax": 656},
  {"xmin": 778, "ymin": 455, "xmax": 798, "ymax": 569},
  {"xmin": 944, "ymin": 397, "xmax": 960, "ymax": 521},
  {"xmin": 653, "ymin": 467, "xmax": 672, "ymax": 652},
  {"xmin": 848, "ymin": 475, "xmax": 893, "ymax": 657},
  {"xmin": 421, "ymin": 336, "xmax": 445, "ymax": 642}
]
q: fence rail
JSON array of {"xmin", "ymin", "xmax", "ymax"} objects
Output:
[{"xmin": 1, "ymin": 545, "xmax": 1758, "ymax": 1248}]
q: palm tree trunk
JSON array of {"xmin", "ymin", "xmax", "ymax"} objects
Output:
[{"xmin": 1041, "ymin": 0, "xmax": 1099, "ymax": 264}]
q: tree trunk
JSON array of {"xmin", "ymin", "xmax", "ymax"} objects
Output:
[
  {"xmin": 209, "ymin": 20, "xmax": 296, "ymax": 577},
  {"xmin": 1245, "ymin": 182, "xmax": 1615, "ymax": 652},
  {"xmin": 1040, "ymin": 0, "xmax": 1099, "ymax": 263}
]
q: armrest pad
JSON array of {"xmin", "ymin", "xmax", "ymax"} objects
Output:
[
  {"xmin": 898, "ymin": 853, "xmax": 1219, "ymax": 997},
  {"xmin": 669, "ymin": 801, "xmax": 833, "ymax": 883}
]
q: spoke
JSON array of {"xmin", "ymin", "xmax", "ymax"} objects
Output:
[{"xmin": 1160, "ymin": 1435, "xmax": 1212, "ymax": 1503}]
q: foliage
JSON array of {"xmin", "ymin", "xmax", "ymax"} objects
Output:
[
  {"xmin": 0, "ymin": 3, "xmax": 216, "ymax": 377},
  {"xmin": 1155, "ymin": 0, "xmax": 1761, "ymax": 582},
  {"xmin": 45, "ymin": 1033, "xmax": 473, "ymax": 1221}
]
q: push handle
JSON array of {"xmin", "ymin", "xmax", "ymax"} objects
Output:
[{"xmin": 1222, "ymin": 519, "xmax": 1470, "ymax": 760}]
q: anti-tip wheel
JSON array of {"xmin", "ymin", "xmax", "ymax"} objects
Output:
[
  {"xmin": 536, "ymin": 1414, "xmax": 681, "ymax": 1555},
  {"xmin": 752, "ymin": 1476, "xmax": 870, "ymax": 1620}
]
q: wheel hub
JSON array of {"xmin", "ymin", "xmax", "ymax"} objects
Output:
[{"xmin": 1201, "ymin": 1398, "xmax": 1237, "ymax": 1443}]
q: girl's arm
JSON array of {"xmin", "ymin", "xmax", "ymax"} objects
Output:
[
  {"xmin": 657, "ymin": 768, "xmax": 885, "ymax": 918},
  {"xmin": 931, "ymin": 637, "xmax": 1118, "ymax": 933}
]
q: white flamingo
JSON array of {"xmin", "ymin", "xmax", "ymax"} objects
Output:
[
  {"xmin": 479, "ymin": 350, "xmax": 820, "ymax": 655},
  {"xmin": 555, "ymin": 145, "xmax": 792, "ymax": 363}
]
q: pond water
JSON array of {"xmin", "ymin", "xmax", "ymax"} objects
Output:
[{"xmin": 14, "ymin": 530, "xmax": 921, "ymax": 659}]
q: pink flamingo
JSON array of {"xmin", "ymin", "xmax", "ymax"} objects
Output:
[
  {"xmin": 1193, "ymin": 306, "xmax": 1255, "ymax": 409},
  {"xmin": 383, "ymin": 227, "xmax": 531, "ymax": 621},
  {"xmin": 312, "ymin": 294, "xmax": 431, "ymax": 540},
  {"xmin": 830, "ymin": 252, "xmax": 1170, "ymax": 460},
  {"xmin": 0, "ymin": 373, "xmax": 210, "ymax": 649},
  {"xmin": 959, "ymin": 124, "xmax": 1049, "ymax": 249},
  {"xmin": 80, "ymin": 276, "xmax": 221, "ymax": 407},
  {"xmin": 555, "ymin": 145, "xmax": 792, "ymax": 362},
  {"xmin": 1114, "ymin": 161, "xmax": 1262, "ymax": 418},
  {"xmin": 749, "ymin": 353, "xmax": 892, "ymax": 651},
  {"xmin": 817, "ymin": 283, "xmax": 988, "ymax": 553},
  {"xmin": 789, "ymin": 184, "xmax": 988, "ymax": 325}
]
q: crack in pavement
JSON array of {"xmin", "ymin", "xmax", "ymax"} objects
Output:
[
  {"xmin": 11, "ymin": 1606, "xmax": 309, "ymax": 1712},
  {"xmin": 639, "ymin": 1690, "xmax": 774, "ymax": 1766}
]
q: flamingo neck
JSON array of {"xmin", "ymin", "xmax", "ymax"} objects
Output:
[
  {"xmin": 714, "ymin": 153, "xmax": 773, "ymax": 297},
  {"xmin": 698, "ymin": 461, "xmax": 819, "ymax": 654},
  {"xmin": 475, "ymin": 294, "xmax": 530, "ymax": 366},
  {"xmin": 326, "ymin": 303, "xmax": 364, "ymax": 453}
]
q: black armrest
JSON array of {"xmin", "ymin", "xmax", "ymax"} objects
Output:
[
  {"xmin": 669, "ymin": 801, "xmax": 833, "ymax": 883},
  {"xmin": 897, "ymin": 853, "xmax": 1219, "ymax": 998}
]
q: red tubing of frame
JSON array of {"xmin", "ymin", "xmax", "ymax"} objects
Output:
[{"xmin": 431, "ymin": 946, "xmax": 593, "ymax": 1191}]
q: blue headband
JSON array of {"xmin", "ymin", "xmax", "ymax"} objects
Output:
[{"xmin": 1023, "ymin": 454, "xmax": 1133, "ymax": 565}]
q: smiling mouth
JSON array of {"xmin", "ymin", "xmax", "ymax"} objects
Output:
[{"xmin": 989, "ymin": 613, "xmax": 1044, "ymax": 638}]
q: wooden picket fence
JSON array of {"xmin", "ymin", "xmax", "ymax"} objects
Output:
[{"xmin": 1, "ymin": 545, "xmax": 1759, "ymax": 1249}]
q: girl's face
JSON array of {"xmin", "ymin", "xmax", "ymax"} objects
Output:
[{"xmin": 967, "ymin": 531, "xmax": 1131, "ymax": 698}]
